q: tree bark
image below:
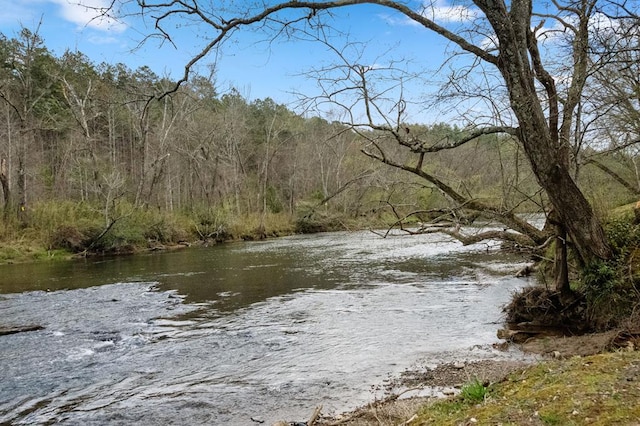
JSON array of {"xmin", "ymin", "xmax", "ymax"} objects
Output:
[
  {"xmin": 0, "ymin": 158, "xmax": 9, "ymax": 214},
  {"xmin": 550, "ymin": 208, "xmax": 571, "ymax": 297},
  {"xmin": 480, "ymin": 0, "xmax": 613, "ymax": 265}
]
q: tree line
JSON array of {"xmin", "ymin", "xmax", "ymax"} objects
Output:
[
  {"xmin": 0, "ymin": 28, "xmax": 381, "ymax": 236},
  {"xmin": 1, "ymin": 17, "xmax": 639, "ymax": 267},
  {"xmin": 0, "ymin": 29, "xmax": 520, "ymax": 247}
]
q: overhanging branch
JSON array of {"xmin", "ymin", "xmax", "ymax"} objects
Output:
[
  {"xmin": 362, "ymin": 146, "xmax": 548, "ymax": 245},
  {"xmin": 127, "ymin": 0, "xmax": 498, "ymax": 96},
  {"xmin": 404, "ymin": 125, "xmax": 518, "ymax": 153}
]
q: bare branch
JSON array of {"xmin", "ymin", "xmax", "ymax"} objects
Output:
[
  {"xmin": 527, "ymin": 27, "xmax": 559, "ymax": 141},
  {"xmin": 361, "ymin": 145, "xmax": 548, "ymax": 244},
  {"xmin": 305, "ymin": 170, "xmax": 374, "ymax": 216},
  {"xmin": 403, "ymin": 125, "xmax": 518, "ymax": 154},
  {"xmin": 125, "ymin": 0, "xmax": 498, "ymax": 97},
  {"xmin": 584, "ymin": 158, "xmax": 640, "ymax": 195},
  {"xmin": 431, "ymin": 227, "xmax": 537, "ymax": 247}
]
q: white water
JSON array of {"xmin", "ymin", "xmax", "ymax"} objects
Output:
[{"xmin": 0, "ymin": 230, "xmax": 535, "ymax": 424}]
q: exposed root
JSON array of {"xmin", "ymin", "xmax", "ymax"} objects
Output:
[{"xmin": 503, "ymin": 286, "xmax": 589, "ymax": 335}]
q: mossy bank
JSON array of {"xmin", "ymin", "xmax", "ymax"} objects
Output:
[{"xmin": 414, "ymin": 350, "xmax": 640, "ymax": 426}]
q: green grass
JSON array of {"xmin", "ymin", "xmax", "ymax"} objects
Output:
[
  {"xmin": 459, "ymin": 378, "xmax": 487, "ymax": 404},
  {"xmin": 413, "ymin": 351, "xmax": 640, "ymax": 426}
]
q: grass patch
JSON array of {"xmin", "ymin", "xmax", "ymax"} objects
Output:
[
  {"xmin": 413, "ymin": 351, "xmax": 640, "ymax": 426},
  {"xmin": 0, "ymin": 238, "xmax": 71, "ymax": 264},
  {"xmin": 230, "ymin": 212, "xmax": 297, "ymax": 239},
  {"xmin": 539, "ymin": 410, "xmax": 564, "ymax": 425},
  {"xmin": 459, "ymin": 378, "xmax": 487, "ymax": 404}
]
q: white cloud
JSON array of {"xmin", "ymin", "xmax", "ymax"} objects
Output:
[
  {"xmin": 479, "ymin": 34, "xmax": 498, "ymax": 51},
  {"xmin": 51, "ymin": 0, "xmax": 127, "ymax": 33},
  {"xmin": 533, "ymin": 11, "xmax": 622, "ymax": 46},
  {"xmin": 421, "ymin": 0, "xmax": 482, "ymax": 24},
  {"xmin": 380, "ymin": 0, "xmax": 481, "ymax": 27}
]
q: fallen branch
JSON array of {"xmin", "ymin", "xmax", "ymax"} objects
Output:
[
  {"xmin": 0, "ymin": 324, "xmax": 44, "ymax": 336},
  {"xmin": 308, "ymin": 405, "xmax": 323, "ymax": 425},
  {"xmin": 400, "ymin": 414, "xmax": 418, "ymax": 425}
]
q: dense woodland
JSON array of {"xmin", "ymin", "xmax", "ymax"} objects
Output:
[{"xmin": 0, "ymin": 26, "xmax": 638, "ymax": 263}]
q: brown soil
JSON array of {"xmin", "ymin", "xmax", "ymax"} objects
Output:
[{"xmin": 518, "ymin": 330, "xmax": 619, "ymax": 357}]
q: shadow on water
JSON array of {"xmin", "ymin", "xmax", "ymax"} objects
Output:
[
  {"xmin": 0, "ymin": 231, "xmax": 523, "ymax": 305},
  {"xmin": 0, "ymin": 237, "xmax": 353, "ymax": 313},
  {"xmin": 0, "ymin": 230, "xmax": 535, "ymax": 424}
]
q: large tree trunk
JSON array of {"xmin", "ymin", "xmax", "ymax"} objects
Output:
[
  {"xmin": 485, "ymin": 0, "xmax": 612, "ymax": 266},
  {"xmin": 536, "ymin": 160, "xmax": 612, "ymax": 264}
]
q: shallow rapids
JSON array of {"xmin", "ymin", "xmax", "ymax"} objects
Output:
[{"xmin": 1, "ymin": 230, "xmax": 534, "ymax": 424}]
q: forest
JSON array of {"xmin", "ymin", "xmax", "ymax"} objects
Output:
[{"xmin": 0, "ymin": 25, "xmax": 638, "ymax": 266}]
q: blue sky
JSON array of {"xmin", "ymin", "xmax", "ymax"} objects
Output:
[{"xmin": 0, "ymin": 0, "xmax": 490, "ymax": 123}]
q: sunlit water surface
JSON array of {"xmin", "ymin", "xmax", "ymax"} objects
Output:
[{"xmin": 0, "ymin": 230, "xmax": 535, "ymax": 424}]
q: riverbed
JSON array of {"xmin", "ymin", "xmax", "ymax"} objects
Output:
[{"xmin": 0, "ymin": 230, "xmax": 534, "ymax": 424}]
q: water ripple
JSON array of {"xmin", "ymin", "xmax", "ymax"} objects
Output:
[{"xmin": 0, "ymin": 231, "xmax": 537, "ymax": 424}]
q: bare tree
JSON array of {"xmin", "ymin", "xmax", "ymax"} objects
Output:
[
  {"xmin": 581, "ymin": 15, "xmax": 640, "ymax": 195},
  {"xmin": 0, "ymin": 26, "xmax": 57, "ymax": 222}
]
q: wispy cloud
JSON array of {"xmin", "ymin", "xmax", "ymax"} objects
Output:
[
  {"xmin": 380, "ymin": 0, "xmax": 481, "ymax": 27},
  {"xmin": 51, "ymin": 0, "xmax": 127, "ymax": 33},
  {"xmin": 87, "ymin": 34, "xmax": 119, "ymax": 45},
  {"xmin": 378, "ymin": 13, "xmax": 422, "ymax": 27},
  {"xmin": 421, "ymin": 0, "xmax": 482, "ymax": 23},
  {"xmin": 1, "ymin": 1, "xmax": 42, "ymax": 26}
]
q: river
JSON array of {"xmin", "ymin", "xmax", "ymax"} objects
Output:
[{"xmin": 0, "ymin": 230, "xmax": 534, "ymax": 424}]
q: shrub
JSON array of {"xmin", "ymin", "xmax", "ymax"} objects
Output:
[
  {"xmin": 49, "ymin": 225, "xmax": 88, "ymax": 252},
  {"xmin": 193, "ymin": 207, "xmax": 232, "ymax": 241},
  {"xmin": 579, "ymin": 219, "xmax": 640, "ymax": 330}
]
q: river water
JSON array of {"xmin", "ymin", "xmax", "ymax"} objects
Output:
[{"xmin": 0, "ymin": 230, "xmax": 534, "ymax": 425}]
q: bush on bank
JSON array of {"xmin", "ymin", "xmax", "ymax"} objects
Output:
[
  {"xmin": 581, "ymin": 218, "xmax": 640, "ymax": 330},
  {"xmin": 0, "ymin": 201, "xmax": 383, "ymax": 263},
  {"xmin": 505, "ymin": 211, "xmax": 640, "ymax": 334},
  {"xmin": 0, "ymin": 201, "xmax": 298, "ymax": 262}
]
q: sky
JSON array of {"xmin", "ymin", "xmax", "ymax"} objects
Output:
[{"xmin": 0, "ymin": 0, "xmax": 492, "ymax": 124}]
